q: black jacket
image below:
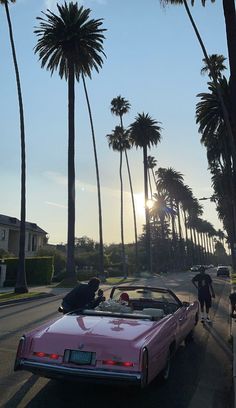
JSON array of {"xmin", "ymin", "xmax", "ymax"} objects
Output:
[{"xmin": 62, "ymin": 283, "xmax": 96, "ymax": 311}]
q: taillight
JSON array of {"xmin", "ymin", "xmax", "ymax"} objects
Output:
[
  {"xmin": 102, "ymin": 360, "xmax": 133, "ymax": 367},
  {"xmin": 50, "ymin": 353, "xmax": 59, "ymax": 360},
  {"xmin": 33, "ymin": 352, "xmax": 59, "ymax": 360},
  {"xmin": 34, "ymin": 352, "xmax": 46, "ymax": 358}
]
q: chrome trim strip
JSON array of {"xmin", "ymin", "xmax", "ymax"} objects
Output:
[{"xmin": 18, "ymin": 360, "xmax": 141, "ymax": 383}]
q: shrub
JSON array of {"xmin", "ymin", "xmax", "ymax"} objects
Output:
[{"xmin": 4, "ymin": 257, "xmax": 54, "ymax": 286}]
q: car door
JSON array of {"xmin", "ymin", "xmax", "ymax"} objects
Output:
[{"xmin": 173, "ymin": 307, "xmax": 189, "ymax": 344}]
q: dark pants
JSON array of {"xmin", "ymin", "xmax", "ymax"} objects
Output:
[{"xmin": 198, "ymin": 295, "xmax": 211, "ymax": 310}]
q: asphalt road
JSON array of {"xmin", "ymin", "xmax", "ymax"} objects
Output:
[{"xmin": 0, "ymin": 270, "xmax": 233, "ymax": 408}]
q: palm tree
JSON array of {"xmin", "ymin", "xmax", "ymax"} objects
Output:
[
  {"xmin": 155, "ymin": 167, "xmax": 184, "ymax": 242},
  {"xmin": 129, "ymin": 113, "xmax": 162, "ymax": 273},
  {"xmin": 0, "ymin": 0, "xmax": 27, "ymax": 293},
  {"xmin": 151, "ymin": 192, "xmax": 170, "ymax": 241},
  {"xmin": 34, "ymin": 2, "xmax": 106, "ymax": 283},
  {"xmin": 196, "ymin": 77, "xmax": 236, "ymax": 267},
  {"xmin": 201, "ymin": 54, "xmax": 227, "ymax": 79},
  {"xmin": 111, "ymin": 95, "xmax": 131, "ymax": 128},
  {"xmin": 159, "ymin": 0, "xmax": 236, "ymax": 177},
  {"xmin": 110, "ymin": 96, "xmax": 139, "ymax": 274},
  {"xmin": 187, "ymin": 199, "xmax": 204, "ymax": 264},
  {"xmin": 106, "ymin": 126, "xmax": 130, "ymax": 277},
  {"xmin": 82, "ymin": 74, "xmax": 104, "ymax": 276}
]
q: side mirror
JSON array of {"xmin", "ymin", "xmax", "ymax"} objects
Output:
[{"xmin": 182, "ymin": 301, "xmax": 190, "ymax": 308}]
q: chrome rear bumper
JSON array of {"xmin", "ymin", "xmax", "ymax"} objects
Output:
[{"xmin": 15, "ymin": 359, "xmax": 142, "ymax": 385}]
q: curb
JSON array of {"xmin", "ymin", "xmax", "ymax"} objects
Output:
[{"xmin": 0, "ymin": 292, "xmax": 56, "ymax": 307}]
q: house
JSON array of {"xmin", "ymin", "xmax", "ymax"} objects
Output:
[{"xmin": 0, "ymin": 214, "xmax": 47, "ymax": 257}]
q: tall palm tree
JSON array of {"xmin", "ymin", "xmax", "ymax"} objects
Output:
[
  {"xmin": 111, "ymin": 95, "xmax": 130, "ymax": 128},
  {"xmin": 0, "ymin": 0, "xmax": 27, "ymax": 293},
  {"xmin": 222, "ymin": 0, "xmax": 236, "ymax": 144},
  {"xmin": 106, "ymin": 126, "xmax": 130, "ymax": 277},
  {"xmin": 196, "ymin": 77, "xmax": 236, "ymax": 267},
  {"xmin": 159, "ymin": 0, "xmax": 236, "ymax": 177},
  {"xmin": 110, "ymin": 96, "xmax": 139, "ymax": 274},
  {"xmin": 129, "ymin": 113, "xmax": 162, "ymax": 273},
  {"xmin": 201, "ymin": 54, "xmax": 227, "ymax": 79},
  {"xmin": 151, "ymin": 192, "xmax": 171, "ymax": 240},
  {"xmin": 155, "ymin": 167, "xmax": 184, "ymax": 242},
  {"xmin": 82, "ymin": 74, "xmax": 104, "ymax": 276},
  {"xmin": 34, "ymin": 2, "xmax": 106, "ymax": 283},
  {"xmin": 186, "ymin": 197, "xmax": 203, "ymax": 264}
]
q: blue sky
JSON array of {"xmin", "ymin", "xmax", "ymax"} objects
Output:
[{"xmin": 0, "ymin": 0, "xmax": 228, "ymax": 245}]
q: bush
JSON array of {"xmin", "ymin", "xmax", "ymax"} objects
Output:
[
  {"xmin": 107, "ymin": 266, "xmax": 122, "ymax": 277},
  {"xmin": 4, "ymin": 257, "xmax": 54, "ymax": 286},
  {"xmin": 37, "ymin": 247, "xmax": 66, "ymax": 275}
]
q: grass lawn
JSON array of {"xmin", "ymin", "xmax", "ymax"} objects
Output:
[
  {"xmin": 55, "ymin": 276, "xmax": 136, "ymax": 288},
  {"xmin": 105, "ymin": 277, "xmax": 135, "ymax": 285},
  {"xmin": 0, "ymin": 291, "xmax": 46, "ymax": 303},
  {"xmin": 231, "ymin": 273, "xmax": 236, "ymax": 286}
]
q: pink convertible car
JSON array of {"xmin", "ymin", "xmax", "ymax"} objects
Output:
[{"xmin": 14, "ymin": 285, "xmax": 199, "ymax": 388}]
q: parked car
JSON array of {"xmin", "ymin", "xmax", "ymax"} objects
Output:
[
  {"xmin": 14, "ymin": 285, "xmax": 199, "ymax": 388},
  {"xmin": 190, "ymin": 265, "xmax": 202, "ymax": 272},
  {"xmin": 216, "ymin": 266, "xmax": 230, "ymax": 277}
]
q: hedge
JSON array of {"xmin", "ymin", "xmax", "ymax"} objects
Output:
[{"xmin": 4, "ymin": 257, "xmax": 54, "ymax": 286}]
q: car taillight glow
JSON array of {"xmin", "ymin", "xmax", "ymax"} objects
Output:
[
  {"xmin": 102, "ymin": 360, "xmax": 133, "ymax": 367},
  {"xmin": 33, "ymin": 352, "xmax": 59, "ymax": 360},
  {"xmin": 34, "ymin": 352, "xmax": 47, "ymax": 358},
  {"xmin": 50, "ymin": 353, "xmax": 59, "ymax": 360},
  {"xmin": 122, "ymin": 361, "xmax": 133, "ymax": 367}
]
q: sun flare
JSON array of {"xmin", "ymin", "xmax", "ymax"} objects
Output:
[{"xmin": 134, "ymin": 193, "xmax": 145, "ymax": 216}]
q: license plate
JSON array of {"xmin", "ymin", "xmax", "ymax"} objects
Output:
[{"xmin": 69, "ymin": 350, "xmax": 93, "ymax": 365}]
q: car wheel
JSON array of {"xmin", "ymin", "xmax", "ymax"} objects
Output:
[
  {"xmin": 141, "ymin": 348, "xmax": 148, "ymax": 388},
  {"xmin": 185, "ymin": 329, "xmax": 194, "ymax": 345}
]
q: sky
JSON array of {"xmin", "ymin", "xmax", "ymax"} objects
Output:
[{"xmin": 0, "ymin": 0, "xmax": 229, "ymax": 245}]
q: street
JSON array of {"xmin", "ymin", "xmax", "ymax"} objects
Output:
[{"xmin": 0, "ymin": 270, "xmax": 233, "ymax": 408}]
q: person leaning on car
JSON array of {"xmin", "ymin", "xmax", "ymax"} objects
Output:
[
  {"xmin": 61, "ymin": 277, "xmax": 105, "ymax": 313},
  {"xmin": 192, "ymin": 266, "xmax": 215, "ymax": 323}
]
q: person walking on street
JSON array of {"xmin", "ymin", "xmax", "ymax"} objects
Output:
[{"xmin": 192, "ymin": 266, "xmax": 215, "ymax": 323}]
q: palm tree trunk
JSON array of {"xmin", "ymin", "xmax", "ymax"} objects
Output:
[
  {"xmin": 124, "ymin": 149, "xmax": 139, "ymax": 273},
  {"xmin": 151, "ymin": 168, "xmax": 156, "ymax": 188},
  {"xmin": 82, "ymin": 75, "xmax": 104, "ymax": 275},
  {"xmin": 190, "ymin": 227, "xmax": 196, "ymax": 264},
  {"xmin": 148, "ymin": 169, "xmax": 153, "ymax": 198},
  {"xmin": 4, "ymin": 3, "xmax": 28, "ymax": 293},
  {"xmin": 119, "ymin": 148, "xmax": 126, "ymax": 277},
  {"xmin": 223, "ymin": 0, "xmax": 236, "ymax": 125},
  {"xmin": 143, "ymin": 145, "xmax": 151, "ymax": 273},
  {"xmin": 66, "ymin": 61, "xmax": 76, "ymax": 281}
]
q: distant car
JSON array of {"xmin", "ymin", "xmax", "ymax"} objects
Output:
[
  {"xmin": 190, "ymin": 265, "xmax": 202, "ymax": 272},
  {"xmin": 216, "ymin": 266, "xmax": 230, "ymax": 277},
  {"xmin": 14, "ymin": 285, "xmax": 199, "ymax": 388}
]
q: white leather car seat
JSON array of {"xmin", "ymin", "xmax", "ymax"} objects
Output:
[{"xmin": 141, "ymin": 308, "xmax": 165, "ymax": 320}]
